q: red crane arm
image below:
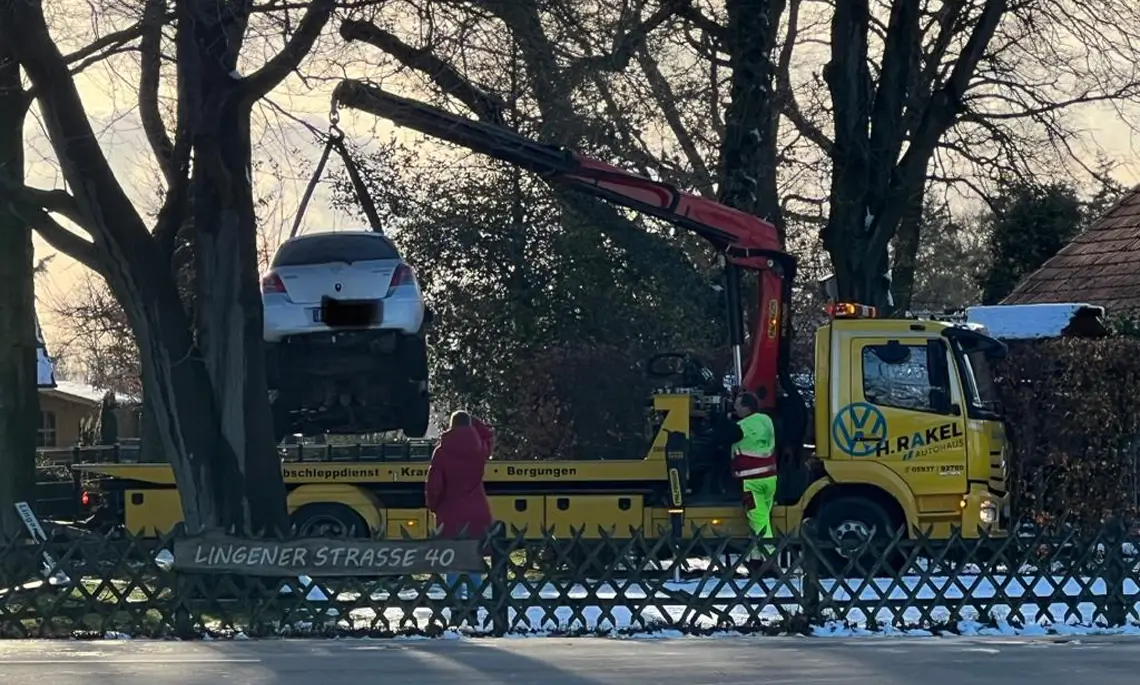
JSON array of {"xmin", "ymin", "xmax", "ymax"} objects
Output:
[
  {"xmin": 336, "ymin": 85, "xmax": 797, "ymax": 407},
  {"xmin": 557, "ymin": 155, "xmax": 796, "ymax": 405}
]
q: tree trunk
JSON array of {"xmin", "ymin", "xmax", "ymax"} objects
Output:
[
  {"xmin": 190, "ymin": 112, "xmax": 288, "ymax": 535},
  {"xmin": 889, "ymin": 193, "xmax": 925, "ymax": 314},
  {"xmin": 139, "ymin": 394, "xmax": 162, "ymax": 460},
  {"xmin": 825, "ymin": 201, "xmax": 893, "ymax": 311},
  {"xmin": 0, "ymin": 2, "xmax": 241, "ymax": 534},
  {"xmin": 719, "ymin": 0, "xmax": 785, "ymax": 234},
  {"xmin": 180, "ymin": 16, "xmax": 288, "ymax": 534},
  {"xmin": 0, "ymin": 49, "xmax": 38, "ymax": 540},
  {"xmin": 118, "ymin": 255, "xmax": 244, "ymax": 533}
]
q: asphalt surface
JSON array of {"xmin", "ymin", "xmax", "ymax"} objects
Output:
[{"xmin": 1, "ymin": 634, "xmax": 1139, "ymax": 684}]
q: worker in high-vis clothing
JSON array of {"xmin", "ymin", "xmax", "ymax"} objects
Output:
[{"xmin": 713, "ymin": 391, "xmax": 778, "ymax": 569}]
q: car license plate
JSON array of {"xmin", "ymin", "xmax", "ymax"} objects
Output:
[{"xmin": 317, "ymin": 297, "xmax": 381, "ymax": 327}]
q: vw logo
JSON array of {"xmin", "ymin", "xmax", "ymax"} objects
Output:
[
  {"xmin": 831, "ymin": 402, "xmax": 888, "ymax": 457},
  {"xmin": 334, "ymin": 282, "xmax": 342, "ymax": 292}
]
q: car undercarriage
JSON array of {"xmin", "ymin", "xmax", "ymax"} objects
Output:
[{"xmin": 266, "ymin": 329, "xmax": 430, "ymax": 440}]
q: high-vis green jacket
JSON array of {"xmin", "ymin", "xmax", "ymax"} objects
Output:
[{"xmin": 731, "ymin": 412, "xmax": 777, "ymax": 479}]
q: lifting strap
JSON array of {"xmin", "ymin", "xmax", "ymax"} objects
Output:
[{"xmin": 289, "ymin": 105, "xmax": 384, "ymax": 239}]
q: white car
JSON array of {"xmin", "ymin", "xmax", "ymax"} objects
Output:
[{"xmin": 261, "ymin": 231, "xmax": 431, "ymax": 439}]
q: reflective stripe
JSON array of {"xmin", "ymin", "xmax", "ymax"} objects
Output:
[
  {"xmin": 736, "ymin": 465, "xmax": 777, "ymax": 478},
  {"xmin": 732, "ymin": 451, "xmax": 777, "ymax": 479}
]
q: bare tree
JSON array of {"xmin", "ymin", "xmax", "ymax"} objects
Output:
[
  {"xmin": 0, "ymin": 0, "xmax": 336, "ymax": 534},
  {"xmin": 327, "ymin": 0, "xmax": 1140, "ymax": 314},
  {"xmin": 0, "ymin": 41, "xmax": 37, "ymax": 538},
  {"xmin": 336, "ymin": 2, "xmax": 719, "ymax": 297},
  {"xmin": 772, "ymin": 0, "xmax": 1140, "ymax": 309},
  {"xmin": 44, "ymin": 272, "xmax": 142, "ymax": 398},
  {"xmin": 0, "ymin": 7, "xmax": 157, "ymax": 537}
]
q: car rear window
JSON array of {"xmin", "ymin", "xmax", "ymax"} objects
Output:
[{"xmin": 272, "ymin": 234, "xmax": 400, "ymax": 267}]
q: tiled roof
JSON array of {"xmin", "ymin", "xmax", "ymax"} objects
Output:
[{"xmin": 1002, "ymin": 184, "xmax": 1140, "ymax": 312}]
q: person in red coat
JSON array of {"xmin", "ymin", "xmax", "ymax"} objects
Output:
[{"xmin": 426, "ymin": 410, "xmax": 494, "ymax": 598}]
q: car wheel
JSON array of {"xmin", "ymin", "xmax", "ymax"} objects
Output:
[
  {"xmin": 290, "ymin": 503, "xmax": 371, "ymax": 538},
  {"xmin": 402, "ymin": 336, "xmax": 429, "ymax": 381},
  {"xmin": 401, "ymin": 390, "xmax": 431, "ymax": 438}
]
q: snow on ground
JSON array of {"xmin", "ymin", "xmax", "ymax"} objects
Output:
[{"xmin": 264, "ymin": 571, "xmax": 1140, "ymax": 638}]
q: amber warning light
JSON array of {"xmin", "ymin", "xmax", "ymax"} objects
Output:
[{"xmin": 827, "ymin": 302, "xmax": 877, "ymax": 319}]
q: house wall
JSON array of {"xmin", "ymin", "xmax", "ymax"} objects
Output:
[
  {"xmin": 37, "ymin": 395, "xmax": 92, "ymax": 448},
  {"xmin": 37, "ymin": 395, "xmax": 143, "ymax": 449}
]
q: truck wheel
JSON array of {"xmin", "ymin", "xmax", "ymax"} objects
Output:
[
  {"xmin": 814, "ymin": 497, "xmax": 900, "ymax": 574},
  {"xmin": 291, "ymin": 503, "xmax": 371, "ymax": 538}
]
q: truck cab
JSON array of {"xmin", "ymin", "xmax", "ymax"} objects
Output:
[
  {"xmin": 776, "ymin": 305, "xmax": 1009, "ymax": 550},
  {"xmin": 640, "ymin": 303, "xmax": 1010, "ymax": 556}
]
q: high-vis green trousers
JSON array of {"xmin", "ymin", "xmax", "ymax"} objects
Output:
[{"xmin": 742, "ymin": 476, "xmax": 777, "ymax": 559}]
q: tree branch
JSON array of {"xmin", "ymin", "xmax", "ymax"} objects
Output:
[
  {"xmin": 895, "ymin": 0, "xmax": 1008, "ymax": 186},
  {"xmin": 25, "ymin": 209, "xmax": 105, "ymax": 274},
  {"xmin": 0, "ymin": 0, "xmax": 155, "ymax": 258},
  {"xmin": 906, "ymin": 0, "xmax": 965, "ymax": 135},
  {"xmin": 635, "ymin": 44, "xmax": 716, "ymax": 196},
  {"xmin": 139, "ymin": 0, "xmax": 175, "ymax": 184},
  {"xmin": 19, "ymin": 186, "xmax": 87, "ymax": 225},
  {"xmin": 25, "ymin": 19, "xmax": 158, "ymax": 101},
  {"xmin": 340, "ymin": 19, "xmax": 507, "ymax": 123},
  {"xmin": 62, "ymin": 17, "xmax": 161, "ymax": 66},
  {"xmin": 0, "ymin": 186, "xmax": 104, "ymax": 273},
  {"xmin": 675, "ymin": 0, "xmax": 727, "ymax": 42},
  {"xmin": 560, "ymin": 0, "xmax": 679, "ymax": 92},
  {"xmin": 872, "ymin": 0, "xmax": 1008, "ymax": 259},
  {"xmin": 241, "ymin": 0, "xmax": 337, "ymax": 103},
  {"xmin": 867, "ymin": 0, "xmax": 922, "ymax": 196},
  {"xmin": 775, "ymin": 0, "xmax": 833, "ymax": 155}
]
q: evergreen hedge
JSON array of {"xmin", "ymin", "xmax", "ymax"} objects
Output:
[{"xmin": 996, "ymin": 338, "xmax": 1140, "ymax": 529}]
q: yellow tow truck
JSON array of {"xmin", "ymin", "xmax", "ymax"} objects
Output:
[
  {"xmin": 71, "ymin": 92, "xmax": 1011, "ymax": 552},
  {"xmin": 74, "ymin": 303, "xmax": 1009, "ymax": 552}
]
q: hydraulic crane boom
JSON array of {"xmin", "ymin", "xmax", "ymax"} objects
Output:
[{"xmin": 335, "ymin": 84, "xmax": 798, "ymax": 409}]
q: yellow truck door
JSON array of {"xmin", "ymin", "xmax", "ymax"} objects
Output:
[{"xmin": 835, "ymin": 336, "xmax": 969, "ymax": 502}]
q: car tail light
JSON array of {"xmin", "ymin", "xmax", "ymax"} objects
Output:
[
  {"xmin": 387, "ymin": 264, "xmax": 416, "ymax": 296},
  {"xmin": 261, "ymin": 271, "xmax": 286, "ymax": 294},
  {"xmin": 80, "ymin": 491, "xmax": 91, "ymax": 507}
]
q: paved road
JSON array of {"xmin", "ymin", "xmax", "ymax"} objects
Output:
[{"xmin": 1, "ymin": 634, "xmax": 1139, "ymax": 684}]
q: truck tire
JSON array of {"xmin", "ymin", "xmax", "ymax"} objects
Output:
[
  {"xmin": 814, "ymin": 496, "xmax": 901, "ymax": 574},
  {"xmin": 402, "ymin": 335, "xmax": 429, "ymax": 381},
  {"xmin": 291, "ymin": 503, "xmax": 371, "ymax": 538}
]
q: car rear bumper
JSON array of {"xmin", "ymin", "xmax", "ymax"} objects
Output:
[{"xmin": 263, "ymin": 294, "xmax": 425, "ymax": 342}]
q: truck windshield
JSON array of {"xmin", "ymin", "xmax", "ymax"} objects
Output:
[
  {"xmin": 955, "ymin": 344, "xmax": 1003, "ymax": 418},
  {"xmin": 942, "ymin": 326, "xmax": 1006, "ymax": 419}
]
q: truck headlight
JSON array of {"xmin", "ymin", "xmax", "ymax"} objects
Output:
[{"xmin": 980, "ymin": 501, "xmax": 998, "ymax": 524}]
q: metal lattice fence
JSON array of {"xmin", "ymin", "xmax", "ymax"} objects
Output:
[{"xmin": 2, "ymin": 521, "xmax": 1138, "ymax": 639}]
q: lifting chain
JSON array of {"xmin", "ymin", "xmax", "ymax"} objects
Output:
[{"xmin": 288, "ymin": 97, "xmax": 385, "ymax": 239}]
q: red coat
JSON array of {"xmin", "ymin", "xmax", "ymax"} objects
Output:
[{"xmin": 426, "ymin": 419, "xmax": 494, "ymax": 541}]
